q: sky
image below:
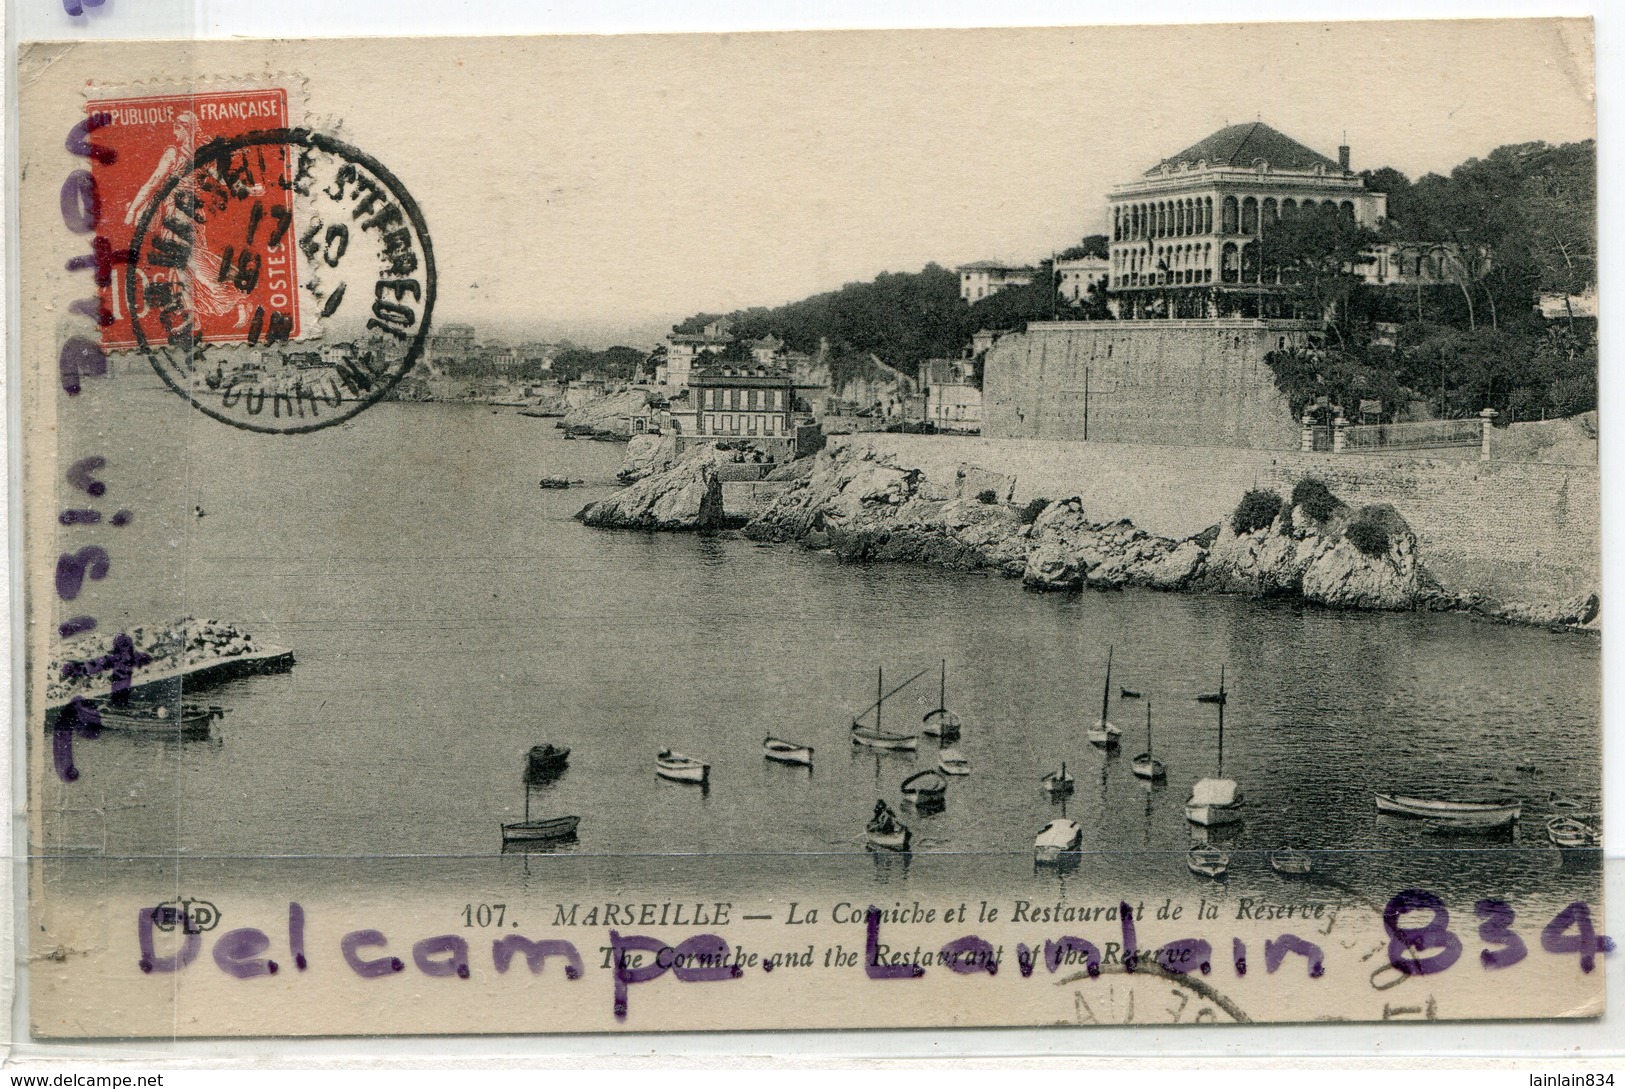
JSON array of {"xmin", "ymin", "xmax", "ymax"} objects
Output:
[{"xmin": 36, "ymin": 18, "xmax": 1596, "ymax": 347}]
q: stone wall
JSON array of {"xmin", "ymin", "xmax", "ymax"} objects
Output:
[
  {"xmin": 839, "ymin": 433, "xmax": 1599, "ymax": 609},
  {"xmin": 982, "ymin": 319, "xmax": 1313, "ymax": 449}
]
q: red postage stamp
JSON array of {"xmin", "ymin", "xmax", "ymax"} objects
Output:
[{"xmin": 86, "ymin": 88, "xmax": 299, "ymax": 350}]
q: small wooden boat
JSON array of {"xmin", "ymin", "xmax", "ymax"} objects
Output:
[
  {"xmin": 1373, "ymin": 793, "xmax": 1520, "ymax": 830},
  {"xmin": 1545, "ymin": 815, "xmax": 1598, "ymax": 849},
  {"xmin": 1042, "ymin": 762, "xmax": 1075, "ymax": 796},
  {"xmin": 900, "ymin": 769, "xmax": 948, "ymax": 802},
  {"xmin": 1119, "ymin": 687, "xmax": 1142, "ymax": 699},
  {"xmin": 865, "ymin": 800, "xmax": 911, "ymax": 852},
  {"xmin": 526, "ymin": 743, "xmax": 570, "ymax": 779},
  {"xmin": 1087, "ymin": 647, "xmax": 1121, "ymax": 747},
  {"xmin": 656, "ymin": 749, "xmax": 710, "ymax": 784},
  {"xmin": 921, "ymin": 661, "xmax": 962, "ymax": 741},
  {"xmin": 937, "ymin": 748, "xmax": 971, "ymax": 776},
  {"xmin": 1185, "ymin": 777, "xmax": 1245, "ymax": 826},
  {"xmin": 1034, "ymin": 818, "xmax": 1082, "ymax": 863},
  {"xmin": 501, "ymin": 815, "xmax": 580, "ymax": 845},
  {"xmin": 1196, "ymin": 692, "xmax": 1228, "ymax": 705},
  {"xmin": 850, "ymin": 665, "xmax": 923, "ymax": 751},
  {"xmin": 1187, "ymin": 845, "xmax": 1230, "ymax": 878},
  {"xmin": 91, "ymin": 699, "xmax": 220, "ymax": 738},
  {"xmin": 763, "ymin": 737, "xmax": 814, "ymax": 767},
  {"xmin": 1270, "ymin": 846, "xmax": 1313, "ymax": 876},
  {"xmin": 1548, "ymin": 793, "xmax": 1589, "ymax": 813},
  {"xmin": 1130, "ymin": 700, "xmax": 1165, "ymax": 781},
  {"xmin": 851, "ymin": 724, "xmax": 919, "ymax": 751},
  {"xmin": 501, "ymin": 771, "xmax": 580, "ymax": 846}
]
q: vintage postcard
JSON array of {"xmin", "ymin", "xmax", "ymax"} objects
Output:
[{"xmin": 13, "ymin": 21, "xmax": 1605, "ymax": 1038}]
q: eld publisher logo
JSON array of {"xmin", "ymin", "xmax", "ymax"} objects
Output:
[{"xmin": 149, "ymin": 898, "xmax": 220, "ymax": 934}]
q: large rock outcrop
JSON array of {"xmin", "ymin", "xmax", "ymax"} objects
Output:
[
  {"xmin": 581, "ymin": 441, "xmax": 1585, "ymax": 624},
  {"xmin": 559, "ymin": 388, "xmax": 652, "ymax": 439},
  {"xmin": 1199, "ymin": 499, "xmax": 1428, "ymax": 610},
  {"xmin": 618, "ymin": 432, "xmax": 680, "ymax": 483},
  {"xmin": 576, "ymin": 448, "xmax": 727, "ymax": 530}
]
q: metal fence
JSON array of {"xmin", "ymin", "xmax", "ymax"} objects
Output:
[{"xmin": 1339, "ymin": 418, "xmax": 1483, "ymax": 453}]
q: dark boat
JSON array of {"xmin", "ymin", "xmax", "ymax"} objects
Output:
[
  {"xmin": 1196, "ymin": 692, "xmax": 1228, "ymax": 705},
  {"xmin": 1119, "ymin": 687, "xmax": 1142, "ymax": 699},
  {"xmin": 920, "ymin": 660, "xmax": 962, "ymax": 741},
  {"xmin": 91, "ymin": 699, "xmax": 221, "ymax": 739},
  {"xmin": 526, "ymin": 744, "xmax": 570, "ymax": 779},
  {"xmin": 865, "ymin": 800, "xmax": 911, "ymax": 851}
]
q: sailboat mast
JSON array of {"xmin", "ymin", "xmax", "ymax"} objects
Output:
[
  {"xmin": 1147, "ymin": 700, "xmax": 1153, "ymax": 754},
  {"xmin": 940, "ymin": 659, "xmax": 947, "ymax": 709},
  {"xmin": 877, "ymin": 666, "xmax": 884, "ymax": 733},
  {"xmin": 1216, "ymin": 665, "xmax": 1226, "ymax": 774},
  {"xmin": 1100, "ymin": 646, "xmax": 1113, "ymax": 723},
  {"xmin": 524, "ymin": 781, "xmax": 531, "ymax": 823}
]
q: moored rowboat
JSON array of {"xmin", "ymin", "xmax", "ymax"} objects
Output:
[
  {"xmin": 656, "ymin": 749, "xmax": 710, "ymax": 784},
  {"xmin": 1042, "ymin": 763, "xmax": 1075, "ymax": 796},
  {"xmin": 763, "ymin": 737, "xmax": 814, "ymax": 767},
  {"xmin": 1545, "ymin": 815, "xmax": 1598, "ymax": 849},
  {"xmin": 526, "ymin": 743, "xmax": 570, "ymax": 778},
  {"xmin": 1374, "ymin": 793, "xmax": 1520, "ymax": 829},
  {"xmin": 1270, "ymin": 846, "xmax": 1313, "ymax": 875},
  {"xmin": 1187, "ymin": 845, "xmax": 1229, "ymax": 878},
  {"xmin": 91, "ymin": 700, "xmax": 220, "ymax": 738},
  {"xmin": 900, "ymin": 769, "xmax": 948, "ymax": 802},
  {"xmin": 500, "ymin": 815, "xmax": 580, "ymax": 844},
  {"xmin": 851, "ymin": 724, "xmax": 918, "ymax": 751}
]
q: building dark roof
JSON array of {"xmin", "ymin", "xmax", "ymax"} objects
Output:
[{"xmin": 1148, "ymin": 122, "xmax": 1344, "ymax": 177}]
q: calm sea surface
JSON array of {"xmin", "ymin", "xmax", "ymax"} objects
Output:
[{"xmin": 42, "ymin": 395, "xmax": 1602, "ymax": 912}]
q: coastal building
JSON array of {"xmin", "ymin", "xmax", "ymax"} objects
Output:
[
  {"xmin": 749, "ymin": 336, "xmax": 784, "ymax": 365},
  {"xmin": 1108, "ymin": 122, "xmax": 1389, "ymax": 317},
  {"xmin": 428, "ymin": 322, "xmax": 477, "ymax": 361},
  {"xmin": 688, "ymin": 364, "xmax": 796, "ymax": 448},
  {"xmin": 661, "ymin": 318, "xmax": 733, "ymax": 391},
  {"xmin": 1055, "ymin": 256, "xmax": 1110, "ymax": 303},
  {"xmin": 920, "ymin": 359, "xmax": 982, "ymax": 432},
  {"xmin": 958, "ymin": 261, "xmax": 1038, "ymax": 302}
]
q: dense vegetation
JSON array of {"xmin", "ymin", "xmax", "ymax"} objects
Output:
[{"xmin": 666, "ymin": 141, "xmax": 1592, "ymax": 419}]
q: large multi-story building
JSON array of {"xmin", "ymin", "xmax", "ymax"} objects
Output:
[
  {"xmin": 687, "ymin": 363, "xmax": 796, "ymax": 442},
  {"xmin": 1107, "ymin": 122, "xmax": 1387, "ymax": 317}
]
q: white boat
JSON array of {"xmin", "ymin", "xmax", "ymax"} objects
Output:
[
  {"xmin": 937, "ymin": 748, "xmax": 971, "ymax": 776},
  {"xmin": 1187, "ymin": 845, "xmax": 1230, "ymax": 878},
  {"xmin": 1374, "ymin": 793, "xmax": 1520, "ymax": 830},
  {"xmin": 1185, "ymin": 666, "xmax": 1241, "ymax": 825},
  {"xmin": 1034, "ymin": 818, "xmax": 1082, "ymax": 863},
  {"xmin": 900, "ymin": 769, "xmax": 948, "ymax": 802},
  {"xmin": 1185, "ymin": 777, "xmax": 1245, "ymax": 826},
  {"xmin": 656, "ymin": 749, "xmax": 710, "ymax": 784},
  {"xmin": 1546, "ymin": 815, "xmax": 1598, "ymax": 849},
  {"xmin": 763, "ymin": 736, "xmax": 814, "ymax": 767},
  {"xmin": 865, "ymin": 800, "xmax": 911, "ymax": 852},
  {"xmin": 1130, "ymin": 699, "xmax": 1165, "ymax": 781},
  {"xmin": 1086, "ymin": 646, "xmax": 1120, "ymax": 747},
  {"xmin": 921, "ymin": 660, "xmax": 962, "ymax": 740},
  {"xmin": 850, "ymin": 665, "xmax": 924, "ymax": 751},
  {"xmin": 1042, "ymin": 761, "xmax": 1075, "ymax": 796}
]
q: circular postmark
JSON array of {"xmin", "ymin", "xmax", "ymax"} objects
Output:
[{"xmin": 124, "ymin": 128, "xmax": 435, "ymax": 434}]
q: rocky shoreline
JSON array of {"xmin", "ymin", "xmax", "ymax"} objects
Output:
[{"xmin": 576, "ymin": 442, "xmax": 1600, "ymax": 630}]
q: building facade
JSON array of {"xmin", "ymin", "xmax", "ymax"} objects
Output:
[
  {"xmin": 1055, "ymin": 255, "xmax": 1110, "ymax": 302},
  {"xmin": 689, "ymin": 364, "xmax": 796, "ymax": 441},
  {"xmin": 1108, "ymin": 122, "xmax": 1387, "ymax": 317},
  {"xmin": 958, "ymin": 261, "xmax": 1038, "ymax": 302},
  {"xmin": 661, "ymin": 318, "xmax": 733, "ymax": 390}
]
